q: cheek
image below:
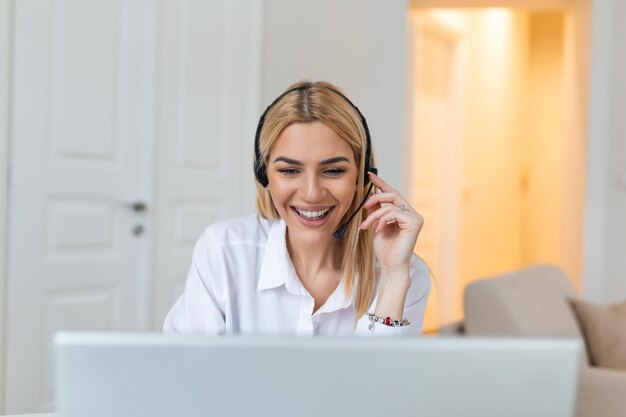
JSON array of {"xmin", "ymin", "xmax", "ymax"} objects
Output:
[
  {"xmin": 334, "ymin": 178, "xmax": 358, "ymax": 205},
  {"xmin": 266, "ymin": 178, "xmax": 292, "ymax": 206},
  {"xmin": 337, "ymin": 182, "xmax": 355, "ymax": 198}
]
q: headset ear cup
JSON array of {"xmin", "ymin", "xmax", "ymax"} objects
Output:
[
  {"xmin": 254, "ymin": 117, "xmax": 268, "ymax": 187},
  {"xmin": 254, "ymin": 159, "xmax": 269, "ymax": 188}
]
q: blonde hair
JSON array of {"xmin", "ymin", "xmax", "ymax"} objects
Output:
[{"xmin": 255, "ymin": 80, "xmax": 376, "ymax": 322}]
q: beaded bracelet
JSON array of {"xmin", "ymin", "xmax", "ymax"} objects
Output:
[{"xmin": 367, "ymin": 313, "xmax": 410, "ymax": 331}]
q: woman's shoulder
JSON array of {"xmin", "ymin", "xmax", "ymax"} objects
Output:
[
  {"xmin": 201, "ymin": 214, "xmax": 278, "ymax": 247},
  {"xmin": 409, "ymin": 254, "xmax": 429, "ymax": 277}
]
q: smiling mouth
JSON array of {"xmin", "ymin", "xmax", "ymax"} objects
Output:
[{"xmin": 293, "ymin": 207, "xmax": 333, "ymax": 220}]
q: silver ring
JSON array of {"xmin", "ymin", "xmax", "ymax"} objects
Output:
[{"xmin": 399, "ymin": 204, "xmax": 407, "ymax": 213}]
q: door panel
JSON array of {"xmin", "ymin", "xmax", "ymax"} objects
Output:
[
  {"xmin": 151, "ymin": 0, "xmax": 258, "ymax": 328},
  {"xmin": 5, "ymin": 0, "xmax": 155, "ymax": 412}
]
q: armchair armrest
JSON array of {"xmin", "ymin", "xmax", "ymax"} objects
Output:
[{"xmin": 576, "ymin": 367, "xmax": 626, "ymax": 417}]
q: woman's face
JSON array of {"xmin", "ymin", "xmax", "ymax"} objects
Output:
[{"xmin": 266, "ymin": 121, "xmax": 359, "ymax": 245}]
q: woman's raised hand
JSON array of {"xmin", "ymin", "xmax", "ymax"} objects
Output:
[{"xmin": 360, "ymin": 172, "xmax": 424, "ymax": 272}]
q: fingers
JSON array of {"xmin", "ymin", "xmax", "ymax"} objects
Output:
[
  {"xmin": 367, "ymin": 171, "xmax": 396, "ymax": 194},
  {"xmin": 361, "ymin": 172, "xmax": 423, "ymax": 233},
  {"xmin": 362, "ymin": 192, "xmax": 409, "ymax": 211},
  {"xmin": 374, "ymin": 210, "xmax": 403, "ymax": 234},
  {"xmin": 360, "ymin": 204, "xmax": 409, "ymax": 232}
]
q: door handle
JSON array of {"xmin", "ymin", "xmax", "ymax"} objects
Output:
[{"xmin": 120, "ymin": 201, "xmax": 148, "ymax": 212}]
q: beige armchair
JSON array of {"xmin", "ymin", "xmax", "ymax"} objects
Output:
[{"xmin": 462, "ymin": 264, "xmax": 626, "ymax": 417}]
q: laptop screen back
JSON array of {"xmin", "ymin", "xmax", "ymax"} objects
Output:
[{"xmin": 54, "ymin": 332, "xmax": 581, "ymax": 417}]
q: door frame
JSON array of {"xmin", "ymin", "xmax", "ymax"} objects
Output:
[
  {"xmin": 0, "ymin": 0, "xmax": 13, "ymax": 411},
  {"xmin": 406, "ymin": 13, "xmax": 463, "ymax": 329}
]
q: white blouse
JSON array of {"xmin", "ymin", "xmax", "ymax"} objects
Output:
[{"xmin": 163, "ymin": 215, "xmax": 430, "ymax": 336}]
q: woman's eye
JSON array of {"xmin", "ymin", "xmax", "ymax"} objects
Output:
[
  {"xmin": 324, "ymin": 168, "xmax": 345, "ymax": 177},
  {"xmin": 276, "ymin": 168, "xmax": 345, "ymax": 177},
  {"xmin": 278, "ymin": 168, "xmax": 299, "ymax": 176}
]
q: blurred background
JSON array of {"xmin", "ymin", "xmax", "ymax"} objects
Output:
[{"xmin": 1, "ymin": 0, "xmax": 625, "ymax": 414}]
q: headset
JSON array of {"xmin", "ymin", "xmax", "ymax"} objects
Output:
[{"xmin": 253, "ymin": 83, "xmax": 378, "ymax": 240}]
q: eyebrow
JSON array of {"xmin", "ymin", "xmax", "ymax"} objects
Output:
[{"xmin": 272, "ymin": 156, "xmax": 351, "ymax": 165}]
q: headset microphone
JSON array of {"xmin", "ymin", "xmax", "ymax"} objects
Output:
[{"xmin": 333, "ymin": 168, "xmax": 378, "ymax": 240}]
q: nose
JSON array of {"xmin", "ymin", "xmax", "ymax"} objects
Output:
[{"xmin": 302, "ymin": 172, "xmax": 325, "ymax": 202}]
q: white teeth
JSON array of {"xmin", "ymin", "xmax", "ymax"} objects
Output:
[{"xmin": 296, "ymin": 208, "xmax": 330, "ymax": 219}]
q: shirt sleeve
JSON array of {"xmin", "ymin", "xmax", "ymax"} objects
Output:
[
  {"xmin": 355, "ymin": 254, "xmax": 431, "ymax": 337},
  {"xmin": 162, "ymin": 228, "xmax": 226, "ymax": 335}
]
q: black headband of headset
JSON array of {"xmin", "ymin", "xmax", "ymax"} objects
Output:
[{"xmin": 253, "ymin": 83, "xmax": 376, "ymax": 188}]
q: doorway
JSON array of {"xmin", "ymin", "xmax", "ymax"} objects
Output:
[{"xmin": 408, "ymin": 3, "xmax": 589, "ymax": 332}]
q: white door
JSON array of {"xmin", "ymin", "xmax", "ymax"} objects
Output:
[
  {"xmin": 150, "ymin": 0, "xmax": 261, "ymax": 327},
  {"xmin": 5, "ymin": 0, "xmax": 156, "ymax": 413}
]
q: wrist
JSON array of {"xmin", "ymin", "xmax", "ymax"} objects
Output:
[
  {"xmin": 367, "ymin": 313, "xmax": 410, "ymax": 331},
  {"xmin": 380, "ymin": 263, "xmax": 410, "ymax": 276},
  {"xmin": 374, "ymin": 269, "xmax": 411, "ymax": 320}
]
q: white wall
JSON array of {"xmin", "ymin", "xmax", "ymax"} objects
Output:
[
  {"xmin": 598, "ymin": 0, "xmax": 626, "ymax": 302},
  {"xmin": 262, "ymin": 0, "xmax": 409, "ymax": 194},
  {"xmin": 606, "ymin": 0, "xmax": 626, "ymax": 301},
  {"xmin": 0, "ymin": 0, "xmax": 12, "ymax": 411},
  {"xmin": 584, "ymin": 0, "xmax": 626, "ymax": 303}
]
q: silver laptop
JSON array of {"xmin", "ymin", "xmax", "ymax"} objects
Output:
[{"xmin": 54, "ymin": 332, "xmax": 582, "ymax": 417}]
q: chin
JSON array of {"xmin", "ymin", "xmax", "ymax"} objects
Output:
[
  {"xmin": 284, "ymin": 217, "xmax": 342, "ymax": 244},
  {"xmin": 287, "ymin": 223, "xmax": 333, "ymax": 241}
]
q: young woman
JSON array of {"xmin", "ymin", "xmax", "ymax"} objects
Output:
[{"xmin": 163, "ymin": 80, "xmax": 430, "ymax": 335}]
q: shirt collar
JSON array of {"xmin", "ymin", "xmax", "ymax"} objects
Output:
[
  {"xmin": 256, "ymin": 218, "xmax": 355, "ymax": 312},
  {"xmin": 257, "ymin": 219, "xmax": 301, "ymax": 292},
  {"xmin": 314, "ymin": 277, "xmax": 354, "ymax": 314}
]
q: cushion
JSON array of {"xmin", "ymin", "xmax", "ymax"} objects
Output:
[{"xmin": 569, "ymin": 298, "xmax": 626, "ymax": 370}]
